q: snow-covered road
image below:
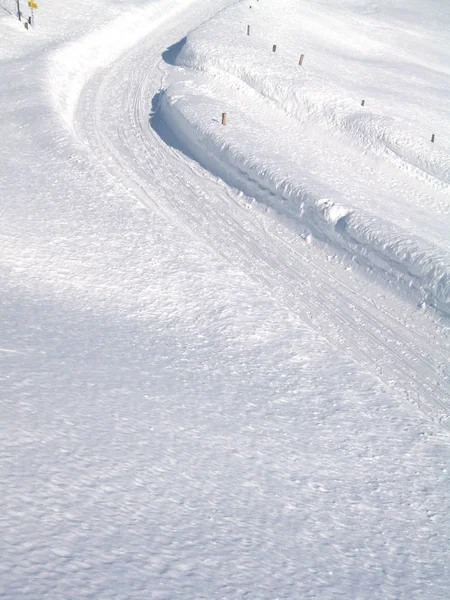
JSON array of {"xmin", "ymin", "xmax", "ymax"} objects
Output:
[
  {"xmin": 73, "ymin": 4, "xmax": 450, "ymax": 430},
  {"xmin": 1, "ymin": 1, "xmax": 450, "ymax": 597}
]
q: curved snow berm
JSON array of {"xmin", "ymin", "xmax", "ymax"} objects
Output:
[
  {"xmin": 160, "ymin": 0, "xmax": 450, "ymax": 315},
  {"xmin": 160, "ymin": 84, "xmax": 450, "ymax": 315},
  {"xmin": 174, "ymin": 1, "xmax": 450, "ymax": 191}
]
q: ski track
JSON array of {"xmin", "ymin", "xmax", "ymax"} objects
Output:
[
  {"xmin": 2, "ymin": 2, "xmax": 450, "ymax": 597},
  {"xmin": 76, "ymin": 19, "xmax": 450, "ymax": 430},
  {"xmin": 72, "ymin": 5, "xmax": 450, "ymax": 431}
]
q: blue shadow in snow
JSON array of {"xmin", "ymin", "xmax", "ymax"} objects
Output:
[
  {"xmin": 149, "ymin": 91, "xmax": 199, "ymax": 164},
  {"xmin": 161, "ymin": 37, "xmax": 187, "ymax": 66}
]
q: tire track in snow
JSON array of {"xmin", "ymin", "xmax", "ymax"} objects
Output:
[{"xmin": 73, "ymin": 10, "xmax": 450, "ymax": 431}]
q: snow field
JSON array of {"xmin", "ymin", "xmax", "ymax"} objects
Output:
[
  {"xmin": 1, "ymin": 0, "xmax": 450, "ymax": 598},
  {"xmin": 161, "ymin": 0, "xmax": 450, "ymax": 314}
]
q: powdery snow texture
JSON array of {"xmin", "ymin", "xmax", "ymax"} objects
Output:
[
  {"xmin": 162, "ymin": 0, "xmax": 450, "ymax": 314},
  {"xmin": 1, "ymin": 1, "xmax": 449, "ymax": 599}
]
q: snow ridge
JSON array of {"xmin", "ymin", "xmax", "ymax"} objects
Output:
[
  {"xmin": 177, "ymin": 31, "xmax": 450, "ymax": 190},
  {"xmin": 160, "ymin": 0, "xmax": 450, "ymax": 315},
  {"xmin": 160, "ymin": 86, "xmax": 450, "ymax": 315}
]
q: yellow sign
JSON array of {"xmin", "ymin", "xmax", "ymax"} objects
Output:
[{"xmin": 28, "ymin": 1, "xmax": 38, "ymax": 8}]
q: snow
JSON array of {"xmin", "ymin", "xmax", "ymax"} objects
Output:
[
  {"xmin": 1, "ymin": 0, "xmax": 449, "ymax": 598},
  {"xmin": 162, "ymin": 0, "xmax": 450, "ymax": 315}
]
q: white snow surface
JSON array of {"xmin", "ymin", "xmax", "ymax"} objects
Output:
[
  {"xmin": 163, "ymin": 0, "xmax": 450, "ymax": 315},
  {"xmin": 1, "ymin": 1, "xmax": 450, "ymax": 599}
]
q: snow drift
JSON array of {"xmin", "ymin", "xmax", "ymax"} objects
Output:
[{"xmin": 160, "ymin": 0, "xmax": 450, "ymax": 315}]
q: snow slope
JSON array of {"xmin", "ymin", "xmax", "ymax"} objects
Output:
[
  {"xmin": 1, "ymin": 1, "xmax": 450, "ymax": 598},
  {"xmin": 161, "ymin": 0, "xmax": 450, "ymax": 314}
]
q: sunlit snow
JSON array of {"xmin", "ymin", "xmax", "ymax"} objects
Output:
[{"xmin": 1, "ymin": 1, "xmax": 449, "ymax": 598}]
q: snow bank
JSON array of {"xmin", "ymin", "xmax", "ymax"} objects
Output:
[
  {"xmin": 176, "ymin": 0, "xmax": 450, "ymax": 188},
  {"xmin": 160, "ymin": 84, "xmax": 450, "ymax": 315},
  {"xmin": 160, "ymin": 0, "xmax": 450, "ymax": 315}
]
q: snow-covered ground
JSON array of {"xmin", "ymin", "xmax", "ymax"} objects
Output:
[
  {"xmin": 1, "ymin": 1, "xmax": 449, "ymax": 598},
  {"xmin": 163, "ymin": 0, "xmax": 450, "ymax": 314}
]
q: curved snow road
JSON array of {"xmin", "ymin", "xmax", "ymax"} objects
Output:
[{"xmin": 73, "ymin": 1, "xmax": 450, "ymax": 430}]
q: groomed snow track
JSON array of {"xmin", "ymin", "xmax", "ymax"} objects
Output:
[{"xmin": 70, "ymin": 1, "xmax": 450, "ymax": 431}]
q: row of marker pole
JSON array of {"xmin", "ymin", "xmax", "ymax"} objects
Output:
[{"xmin": 237, "ymin": 18, "xmax": 436, "ymax": 143}]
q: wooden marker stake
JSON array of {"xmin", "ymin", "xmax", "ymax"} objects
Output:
[
  {"xmin": 222, "ymin": 113, "xmax": 227, "ymax": 126},
  {"xmin": 299, "ymin": 54, "xmax": 304, "ymax": 66}
]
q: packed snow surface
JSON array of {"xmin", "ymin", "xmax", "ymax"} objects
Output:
[
  {"xmin": 163, "ymin": 0, "xmax": 450, "ymax": 315},
  {"xmin": 1, "ymin": 0, "xmax": 449, "ymax": 599}
]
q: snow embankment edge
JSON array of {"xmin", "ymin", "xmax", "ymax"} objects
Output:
[{"xmin": 159, "ymin": 87, "xmax": 450, "ymax": 316}]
